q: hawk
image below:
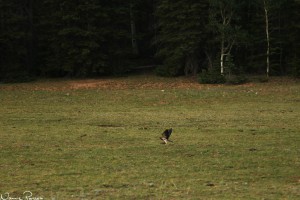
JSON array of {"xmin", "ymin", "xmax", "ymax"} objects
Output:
[{"xmin": 160, "ymin": 128, "xmax": 173, "ymax": 144}]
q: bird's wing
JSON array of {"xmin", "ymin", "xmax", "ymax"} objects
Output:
[
  {"xmin": 161, "ymin": 128, "xmax": 173, "ymax": 139},
  {"xmin": 165, "ymin": 128, "xmax": 172, "ymax": 139},
  {"xmin": 161, "ymin": 129, "xmax": 167, "ymax": 138}
]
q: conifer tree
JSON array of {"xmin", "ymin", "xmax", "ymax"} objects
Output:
[{"xmin": 155, "ymin": 0, "xmax": 208, "ymax": 76}]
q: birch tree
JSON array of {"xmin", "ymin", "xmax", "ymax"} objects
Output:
[
  {"xmin": 130, "ymin": 1, "xmax": 139, "ymax": 55},
  {"xmin": 263, "ymin": 0, "xmax": 270, "ymax": 77},
  {"xmin": 208, "ymin": 0, "xmax": 239, "ymax": 75}
]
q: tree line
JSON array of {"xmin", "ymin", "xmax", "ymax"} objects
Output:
[{"xmin": 0, "ymin": 0, "xmax": 299, "ymax": 82}]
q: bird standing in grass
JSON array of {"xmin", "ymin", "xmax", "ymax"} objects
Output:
[{"xmin": 160, "ymin": 128, "xmax": 173, "ymax": 144}]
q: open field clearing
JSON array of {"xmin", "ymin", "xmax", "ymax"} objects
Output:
[{"xmin": 0, "ymin": 76, "xmax": 299, "ymax": 199}]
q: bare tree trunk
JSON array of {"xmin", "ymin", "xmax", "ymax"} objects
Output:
[
  {"xmin": 204, "ymin": 50, "xmax": 213, "ymax": 70},
  {"xmin": 23, "ymin": 0, "xmax": 34, "ymax": 72},
  {"xmin": 220, "ymin": 38, "xmax": 225, "ymax": 75},
  {"xmin": 130, "ymin": 2, "xmax": 139, "ymax": 55},
  {"xmin": 184, "ymin": 54, "xmax": 199, "ymax": 76},
  {"xmin": 264, "ymin": 0, "xmax": 270, "ymax": 77},
  {"xmin": 278, "ymin": 9, "xmax": 284, "ymax": 74},
  {"xmin": 29, "ymin": 0, "xmax": 34, "ymax": 71}
]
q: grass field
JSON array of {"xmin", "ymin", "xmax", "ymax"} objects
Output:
[{"xmin": 0, "ymin": 75, "xmax": 299, "ymax": 199}]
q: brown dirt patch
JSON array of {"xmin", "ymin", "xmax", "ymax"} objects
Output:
[
  {"xmin": 0, "ymin": 76, "xmax": 208, "ymax": 91},
  {"xmin": 0, "ymin": 75, "xmax": 298, "ymax": 91}
]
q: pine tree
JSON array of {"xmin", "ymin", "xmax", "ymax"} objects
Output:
[
  {"xmin": 286, "ymin": 0, "xmax": 300, "ymax": 76},
  {"xmin": 155, "ymin": 0, "xmax": 208, "ymax": 76},
  {"xmin": 0, "ymin": 0, "xmax": 36, "ymax": 81}
]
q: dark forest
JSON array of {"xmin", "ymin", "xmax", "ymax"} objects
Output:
[{"xmin": 1, "ymin": 0, "xmax": 299, "ymax": 82}]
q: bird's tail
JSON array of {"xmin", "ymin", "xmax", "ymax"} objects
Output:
[{"xmin": 160, "ymin": 137, "xmax": 168, "ymax": 144}]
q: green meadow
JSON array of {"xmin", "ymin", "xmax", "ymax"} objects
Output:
[{"xmin": 0, "ymin": 76, "xmax": 299, "ymax": 199}]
